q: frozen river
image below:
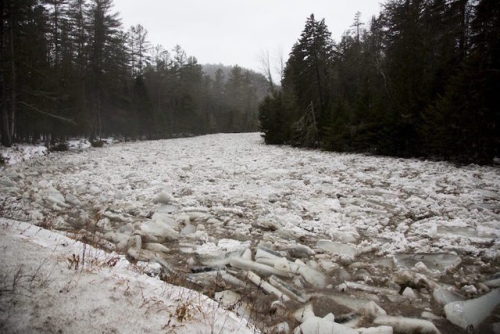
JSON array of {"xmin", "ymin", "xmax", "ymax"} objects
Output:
[{"xmin": 1, "ymin": 133, "xmax": 499, "ymax": 333}]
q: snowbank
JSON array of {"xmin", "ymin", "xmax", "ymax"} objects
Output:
[{"xmin": 0, "ymin": 218, "xmax": 257, "ymax": 334}]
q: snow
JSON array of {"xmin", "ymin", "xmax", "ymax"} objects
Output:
[
  {"xmin": 0, "ymin": 144, "xmax": 47, "ymax": 165},
  {"xmin": 0, "ymin": 218, "xmax": 257, "ymax": 334},
  {"xmin": 1, "ymin": 132, "xmax": 499, "ymax": 332}
]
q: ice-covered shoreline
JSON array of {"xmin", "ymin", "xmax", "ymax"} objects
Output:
[{"xmin": 0, "ymin": 218, "xmax": 257, "ymax": 333}]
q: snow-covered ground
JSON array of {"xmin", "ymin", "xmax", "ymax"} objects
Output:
[
  {"xmin": 1, "ymin": 133, "xmax": 499, "ymax": 333},
  {"xmin": 0, "ymin": 218, "xmax": 257, "ymax": 334}
]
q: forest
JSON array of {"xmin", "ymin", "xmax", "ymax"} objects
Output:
[
  {"xmin": 0, "ymin": 0, "xmax": 268, "ymax": 146},
  {"xmin": 259, "ymin": 0, "xmax": 499, "ymax": 164},
  {"xmin": 1, "ymin": 0, "xmax": 499, "ymax": 164}
]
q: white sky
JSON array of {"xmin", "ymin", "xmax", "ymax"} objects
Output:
[{"xmin": 114, "ymin": 0, "xmax": 382, "ymax": 73}]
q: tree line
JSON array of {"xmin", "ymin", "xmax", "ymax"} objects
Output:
[
  {"xmin": 0, "ymin": 0, "xmax": 268, "ymax": 147},
  {"xmin": 259, "ymin": 0, "xmax": 499, "ymax": 164}
]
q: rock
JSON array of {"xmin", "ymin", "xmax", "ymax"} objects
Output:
[
  {"xmin": 316, "ymin": 240, "xmax": 357, "ymax": 263},
  {"xmin": 374, "ymin": 316, "xmax": 440, "ymax": 334},
  {"xmin": 444, "ymin": 288, "xmax": 500, "ymax": 331},
  {"xmin": 293, "ymin": 316, "xmax": 357, "ymax": 334}
]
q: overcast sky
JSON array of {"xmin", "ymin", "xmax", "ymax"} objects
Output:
[{"xmin": 114, "ymin": 0, "xmax": 382, "ymax": 73}]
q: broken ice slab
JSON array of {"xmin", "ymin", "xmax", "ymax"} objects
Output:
[
  {"xmin": 394, "ymin": 253, "xmax": 461, "ymax": 272},
  {"xmin": 432, "ymin": 286, "xmax": 465, "ymax": 305},
  {"xmin": 437, "ymin": 225, "xmax": 478, "ymax": 238},
  {"xmin": 484, "ymin": 278, "xmax": 500, "ymax": 288},
  {"xmin": 138, "ymin": 220, "xmax": 179, "ymax": 242},
  {"xmin": 345, "ymin": 281, "xmax": 399, "ymax": 296},
  {"xmin": 357, "ymin": 326, "xmax": 393, "ymax": 334},
  {"xmin": 44, "ymin": 187, "xmax": 69, "ymax": 208},
  {"xmin": 255, "ymin": 248, "xmax": 328, "ymax": 288},
  {"xmin": 444, "ymin": 288, "xmax": 500, "ymax": 331},
  {"xmin": 316, "ymin": 240, "xmax": 358, "ymax": 263},
  {"xmin": 229, "ymin": 258, "xmax": 292, "ymax": 277},
  {"xmin": 246, "ymin": 271, "xmax": 290, "ymax": 301},
  {"xmin": 269, "ymin": 275, "xmax": 308, "ymax": 303},
  {"xmin": 196, "ymin": 240, "xmax": 251, "ymax": 267},
  {"xmin": 293, "ymin": 316, "xmax": 358, "ymax": 334},
  {"xmin": 294, "ymin": 303, "xmax": 315, "ymax": 322},
  {"xmin": 188, "ymin": 270, "xmax": 247, "ymax": 288},
  {"xmin": 373, "ymin": 316, "xmax": 440, "ymax": 334}
]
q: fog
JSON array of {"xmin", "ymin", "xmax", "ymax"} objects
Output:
[{"xmin": 114, "ymin": 0, "xmax": 382, "ymax": 71}]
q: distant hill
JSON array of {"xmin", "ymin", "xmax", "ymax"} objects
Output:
[{"xmin": 202, "ymin": 64, "xmax": 270, "ymax": 101}]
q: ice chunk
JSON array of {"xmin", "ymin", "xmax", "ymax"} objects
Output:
[
  {"xmin": 268, "ymin": 322, "xmax": 289, "ymax": 334},
  {"xmin": 215, "ymin": 290, "xmax": 250, "ymax": 317},
  {"xmin": 139, "ymin": 220, "xmax": 179, "ymax": 242},
  {"xmin": 402, "ymin": 287, "xmax": 417, "ymax": 299},
  {"xmin": 155, "ymin": 191, "xmax": 174, "ymax": 204},
  {"xmin": 329, "ymin": 229, "xmax": 359, "ymax": 243},
  {"xmin": 297, "ymin": 264, "xmax": 327, "ymax": 288},
  {"xmin": 269, "ymin": 275, "xmax": 308, "ymax": 303},
  {"xmin": 484, "ymin": 278, "xmax": 500, "ymax": 288},
  {"xmin": 316, "ymin": 240, "xmax": 357, "ymax": 263},
  {"xmin": 359, "ymin": 301, "xmax": 387, "ymax": 318},
  {"xmin": 230, "ymin": 258, "xmax": 292, "ymax": 277},
  {"xmin": 357, "ymin": 327, "xmax": 393, "ymax": 334},
  {"xmin": 394, "ymin": 253, "xmax": 461, "ymax": 272},
  {"xmin": 45, "ymin": 187, "xmax": 68, "ymax": 207},
  {"xmin": 432, "ymin": 286, "xmax": 465, "ymax": 305},
  {"xmin": 444, "ymin": 288, "xmax": 500, "ymax": 331},
  {"xmin": 288, "ymin": 244, "xmax": 315, "ymax": 258},
  {"xmin": 293, "ymin": 316, "xmax": 357, "ymax": 334},
  {"xmin": 374, "ymin": 316, "xmax": 440, "ymax": 334},
  {"xmin": 144, "ymin": 243, "xmax": 170, "ymax": 253},
  {"xmin": 294, "ymin": 303, "xmax": 315, "ymax": 322},
  {"xmin": 246, "ymin": 271, "xmax": 290, "ymax": 302}
]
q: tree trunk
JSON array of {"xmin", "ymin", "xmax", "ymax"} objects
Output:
[
  {"xmin": 0, "ymin": 0, "xmax": 12, "ymax": 146},
  {"xmin": 8, "ymin": 0, "xmax": 16, "ymax": 141}
]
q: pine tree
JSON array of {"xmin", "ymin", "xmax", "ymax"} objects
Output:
[{"xmin": 282, "ymin": 14, "xmax": 335, "ymax": 146}]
